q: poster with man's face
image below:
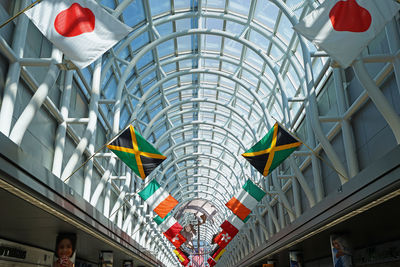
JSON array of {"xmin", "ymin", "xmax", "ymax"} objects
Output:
[
  {"xmin": 54, "ymin": 233, "xmax": 77, "ymax": 267},
  {"xmin": 289, "ymin": 251, "xmax": 302, "ymax": 267},
  {"xmin": 330, "ymin": 235, "xmax": 353, "ymax": 267}
]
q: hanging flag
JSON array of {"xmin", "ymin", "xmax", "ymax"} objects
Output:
[
  {"xmin": 225, "ymin": 179, "xmax": 266, "ymax": 221},
  {"xmin": 154, "ymin": 214, "xmax": 187, "ymax": 248},
  {"xmin": 168, "ymin": 231, "xmax": 186, "ymax": 249},
  {"xmin": 210, "ymin": 245, "xmax": 226, "ymax": 262},
  {"xmin": 154, "ymin": 213, "xmax": 186, "ymax": 248},
  {"xmin": 207, "ymin": 257, "xmax": 216, "ymax": 267},
  {"xmin": 107, "ymin": 125, "xmax": 166, "ymax": 180},
  {"xmin": 153, "ymin": 212, "xmax": 172, "ymax": 226},
  {"xmin": 242, "ymin": 123, "xmax": 301, "ymax": 177},
  {"xmin": 214, "ymin": 230, "xmax": 232, "ymax": 249},
  {"xmin": 213, "ymin": 213, "xmax": 248, "ymax": 248},
  {"xmin": 227, "ymin": 213, "xmax": 248, "ymax": 228},
  {"xmin": 223, "ymin": 215, "xmax": 245, "ymax": 233},
  {"xmin": 293, "ymin": 0, "xmax": 400, "ymax": 68},
  {"xmin": 173, "ymin": 248, "xmax": 190, "ymax": 266},
  {"xmin": 191, "ymin": 248, "xmax": 204, "ymax": 267},
  {"xmin": 214, "ymin": 217, "xmax": 242, "ymax": 248},
  {"xmin": 24, "ymin": 0, "xmax": 131, "ymax": 69},
  {"xmin": 139, "ymin": 180, "xmax": 178, "ymax": 218},
  {"xmin": 209, "ymin": 245, "xmax": 219, "ymax": 258}
]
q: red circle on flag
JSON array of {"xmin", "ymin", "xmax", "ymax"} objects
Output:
[
  {"xmin": 329, "ymin": 0, "xmax": 372, "ymax": 33},
  {"xmin": 54, "ymin": 3, "xmax": 95, "ymax": 37}
]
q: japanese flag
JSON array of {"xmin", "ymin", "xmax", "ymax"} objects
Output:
[
  {"xmin": 294, "ymin": 0, "xmax": 400, "ymax": 68},
  {"xmin": 25, "ymin": 0, "xmax": 131, "ymax": 69}
]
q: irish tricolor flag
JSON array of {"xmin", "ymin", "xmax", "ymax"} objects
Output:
[
  {"xmin": 225, "ymin": 179, "xmax": 266, "ymax": 221},
  {"xmin": 154, "ymin": 214, "xmax": 186, "ymax": 248},
  {"xmin": 139, "ymin": 180, "xmax": 178, "ymax": 219}
]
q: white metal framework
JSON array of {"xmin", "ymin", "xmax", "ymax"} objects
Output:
[{"xmin": 1, "ymin": 0, "xmax": 400, "ymax": 266}]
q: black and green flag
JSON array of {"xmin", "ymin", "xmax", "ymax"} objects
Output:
[
  {"xmin": 107, "ymin": 125, "xmax": 166, "ymax": 179},
  {"xmin": 242, "ymin": 122, "xmax": 301, "ymax": 176}
]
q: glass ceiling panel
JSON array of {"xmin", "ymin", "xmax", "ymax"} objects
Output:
[
  {"xmin": 100, "ymin": 0, "xmax": 115, "ymax": 9},
  {"xmin": 149, "ymin": 0, "xmax": 171, "ymax": 16},
  {"xmin": 226, "ymin": 20, "xmax": 245, "ymax": 35},
  {"xmin": 204, "ymin": 0, "xmax": 225, "ymax": 9},
  {"xmin": 228, "ymin": 0, "xmax": 251, "ymax": 15},
  {"xmin": 130, "ymin": 31, "xmax": 150, "ymax": 51},
  {"xmin": 223, "ymin": 38, "xmax": 243, "ymax": 58},
  {"xmin": 176, "ymin": 18, "xmax": 194, "ymax": 31},
  {"xmin": 204, "ymin": 35, "xmax": 222, "ymax": 52},
  {"xmin": 254, "ymin": 0, "xmax": 279, "ymax": 29},
  {"xmin": 174, "ymin": 0, "xmax": 191, "ymax": 10},
  {"xmin": 122, "ymin": 0, "xmax": 146, "ymax": 27},
  {"xmin": 90, "ymin": 0, "xmax": 330, "ymax": 265}
]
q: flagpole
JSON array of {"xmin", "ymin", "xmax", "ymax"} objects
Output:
[
  {"xmin": 63, "ymin": 122, "xmax": 134, "ymax": 183},
  {"xmin": 272, "ymin": 119, "xmax": 348, "ymax": 182},
  {"xmin": 197, "ymin": 218, "xmax": 200, "ymax": 256},
  {"xmin": 108, "ymin": 167, "xmax": 165, "ymax": 219},
  {"xmin": 108, "ymin": 173, "xmax": 166, "ymax": 220},
  {"xmin": 65, "ymin": 118, "xmax": 165, "ymax": 220},
  {"xmin": 0, "ymin": 0, "xmax": 42, "ymax": 29},
  {"xmin": 108, "ymin": 174, "xmax": 160, "ymax": 219}
]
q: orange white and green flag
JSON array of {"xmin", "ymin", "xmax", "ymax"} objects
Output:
[
  {"xmin": 139, "ymin": 180, "xmax": 178, "ymax": 219},
  {"xmin": 225, "ymin": 179, "xmax": 266, "ymax": 221}
]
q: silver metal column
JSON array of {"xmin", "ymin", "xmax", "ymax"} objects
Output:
[{"xmin": 52, "ymin": 70, "xmax": 72, "ymax": 177}]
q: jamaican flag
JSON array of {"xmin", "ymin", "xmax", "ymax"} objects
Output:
[
  {"xmin": 242, "ymin": 122, "xmax": 301, "ymax": 176},
  {"xmin": 107, "ymin": 125, "xmax": 166, "ymax": 179}
]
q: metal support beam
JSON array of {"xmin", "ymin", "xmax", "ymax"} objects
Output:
[
  {"xmin": 353, "ymin": 60, "xmax": 400, "ymax": 144},
  {"xmin": 0, "ymin": 0, "xmax": 29, "ymax": 136}
]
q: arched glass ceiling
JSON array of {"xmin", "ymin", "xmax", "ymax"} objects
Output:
[{"xmin": 88, "ymin": 0, "xmax": 327, "ymax": 265}]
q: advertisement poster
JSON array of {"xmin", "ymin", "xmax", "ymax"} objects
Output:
[
  {"xmin": 263, "ymin": 260, "xmax": 276, "ymax": 267},
  {"xmin": 100, "ymin": 251, "xmax": 113, "ymax": 267},
  {"xmin": 123, "ymin": 260, "xmax": 133, "ymax": 267},
  {"xmin": 0, "ymin": 238, "xmax": 53, "ymax": 266},
  {"xmin": 75, "ymin": 259, "xmax": 94, "ymax": 267},
  {"xmin": 330, "ymin": 235, "xmax": 353, "ymax": 267},
  {"xmin": 54, "ymin": 233, "xmax": 77, "ymax": 267},
  {"xmin": 289, "ymin": 251, "xmax": 302, "ymax": 267}
]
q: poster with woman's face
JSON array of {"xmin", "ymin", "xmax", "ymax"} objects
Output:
[
  {"xmin": 330, "ymin": 235, "xmax": 353, "ymax": 267},
  {"xmin": 54, "ymin": 233, "xmax": 77, "ymax": 267}
]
